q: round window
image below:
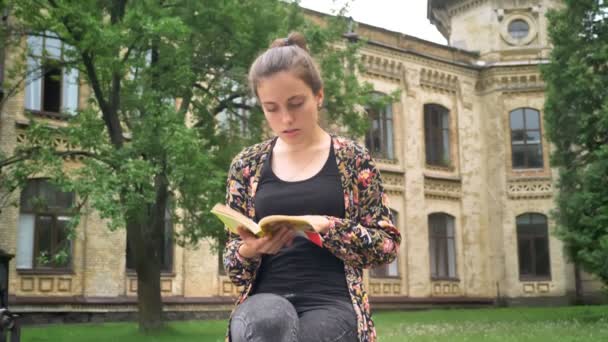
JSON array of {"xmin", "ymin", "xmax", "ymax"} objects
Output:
[{"xmin": 508, "ymin": 19, "xmax": 530, "ymax": 39}]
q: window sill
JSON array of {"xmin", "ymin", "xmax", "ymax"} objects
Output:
[
  {"xmin": 519, "ymin": 276, "xmax": 552, "ymax": 282},
  {"xmin": 369, "ymin": 275, "xmax": 401, "ymax": 280},
  {"xmin": 126, "ymin": 269, "xmax": 176, "ymax": 278},
  {"xmin": 17, "ymin": 268, "xmax": 74, "ymax": 276},
  {"xmin": 431, "ymin": 277, "xmax": 460, "ymax": 282},
  {"xmin": 25, "ymin": 109, "xmax": 73, "ymax": 121}
]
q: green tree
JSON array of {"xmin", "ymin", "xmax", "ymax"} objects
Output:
[
  {"xmin": 4, "ymin": 0, "xmax": 383, "ymax": 332},
  {"xmin": 542, "ymin": 0, "xmax": 608, "ymax": 285}
]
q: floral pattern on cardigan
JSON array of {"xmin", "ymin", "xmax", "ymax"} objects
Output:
[{"xmin": 223, "ymin": 134, "xmax": 401, "ymax": 342}]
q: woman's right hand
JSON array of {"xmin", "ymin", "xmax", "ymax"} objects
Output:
[{"xmin": 237, "ymin": 225, "xmax": 295, "ymax": 259}]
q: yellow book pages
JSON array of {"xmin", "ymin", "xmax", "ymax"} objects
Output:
[
  {"xmin": 258, "ymin": 215, "xmax": 314, "ymax": 235},
  {"xmin": 211, "ymin": 204, "xmax": 318, "ymax": 241},
  {"xmin": 210, "ymin": 203, "xmax": 261, "ymax": 235}
]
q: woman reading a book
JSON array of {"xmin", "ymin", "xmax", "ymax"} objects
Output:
[{"xmin": 223, "ymin": 32, "xmax": 401, "ymax": 342}]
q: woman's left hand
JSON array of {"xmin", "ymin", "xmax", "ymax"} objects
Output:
[{"xmin": 297, "ymin": 215, "xmax": 330, "ymax": 234}]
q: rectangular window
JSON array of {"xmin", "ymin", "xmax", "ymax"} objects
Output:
[
  {"xmin": 24, "ymin": 33, "xmax": 79, "ymax": 116},
  {"xmin": 365, "ymin": 94, "xmax": 394, "ymax": 160},
  {"xmin": 429, "ymin": 213, "xmax": 457, "ymax": 279},
  {"xmin": 510, "ymin": 108, "xmax": 544, "ymax": 169},
  {"xmin": 17, "ymin": 179, "xmax": 74, "ymax": 271},
  {"xmin": 424, "ymin": 104, "xmax": 451, "ymax": 167},
  {"xmin": 517, "ymin": 213, "xmax": 551, "ymax": 280}
]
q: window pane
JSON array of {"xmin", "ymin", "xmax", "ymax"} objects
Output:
[
  {"xmin": 437, "ymin": 237, "xmax": 447, "ymax": 277},
  {"xmin": 447, "ymin": 238, "xmax": 456, "ymax": 278},
  {"xmin": 534, "ymin": 237, "xmax": 550, "ymax": 277},
  {"xmin": 526, "ymin": 131, "xmax": 541, "ymax": 144},
  {"xmin": 429, "ymin": 237, "xmax": 437, "ymax": 277},
  {"xmin": 370, "ymin": 264, "xmax": 388, "ymax": 278},
  {"xmin": 43, "ymin": 65, "xmax": 62, "ymax": 113},
  {"xmin": 35, "ymin": 215, "xmax": 53, "ymax": 267},
  {"xmin": 516, "ymin": 214, "xmax": 531, "ymax": 226},
  {"xmin": 526, "ymin": 144, "xmax": 544, "ymax": 168},
  {"xmin": 45, "ymin": 35, "xmax": 62, "ymax": 59},
  {"xmin": 531, "ymin": 214, "xmax": 547, "ymax": 225},
  {"xmin": 388, "ymin": 259, "xmax": 399, "ymax": 277},
  {"xmin": 512, "ymin": 145, "xmax": 526, "ymax": 168},
  {"xmin": 512, "ymin": 130, "xmax": 526, "ymax": 144},
  {"xmin": 518, "ymin": 238, "xmax": 533, "ymax": 276},
  {"xmin": 16, "ymin": 214, "xmax": 35, "ymax": 269},
  {"xmin": 525, "ymin": 110, "xmax": 540, "ymax": 130},
  {"xmin": 509, "ymin": 20, "xmax": 529, "ymax": 39},
  {"xmin": 54, "ymin": 216, "xmax": 71, "ymax": 267},
  {"xmin": 510, "ymin": 109, "xmax": 524, "ymax": 130},
  {"xmin": 386, "ymin": 117, "xmax": 394, "ymax": 160}
]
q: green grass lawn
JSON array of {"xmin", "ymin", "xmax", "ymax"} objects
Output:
[{"xmin": 18, "ymin": 305, "xmax": 608, "ymax": 342}]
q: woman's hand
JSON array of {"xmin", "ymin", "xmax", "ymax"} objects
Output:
[
  {"xmin": 237, "ymin": 226, "xmax": 295, "ymax": 259},
  {"xmin": 297, "ymin": 215, "xmax": 330, "ymax": 234}
]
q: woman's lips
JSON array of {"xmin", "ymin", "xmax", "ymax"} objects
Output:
[{"xmin": 282, "ymin": 129, "xmax": 300, "ymax": 137}]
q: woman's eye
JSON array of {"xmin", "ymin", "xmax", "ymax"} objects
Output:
[{"xmin": 288, "ymin": 102, "xmax": 303, "ymax": 108}]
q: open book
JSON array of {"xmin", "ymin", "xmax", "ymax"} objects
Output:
[{"xmin": 211, "ymin": 203, "xmax": 323, "ymax": 247}]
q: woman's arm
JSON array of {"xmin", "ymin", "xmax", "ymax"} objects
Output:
[
  {"xmin": 320, "ymin": 149, "xmax": 401, "ymax": 269},
  {"xmin": 222, "ymin": 155, "xmax": 261, "ymax": 286}
]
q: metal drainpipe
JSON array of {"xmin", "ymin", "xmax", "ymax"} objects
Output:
[{"xmin": 0, "ymin": 8, "xmax": 9, "ymax": 105}]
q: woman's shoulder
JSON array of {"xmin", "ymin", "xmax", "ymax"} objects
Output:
[
  {"xmin": 331, "ymin": 134, "xmax": 370, "ymax": 160},
  {"xmin": 230, "ymin": 137, "xmax": 275, "ymax": 167}
]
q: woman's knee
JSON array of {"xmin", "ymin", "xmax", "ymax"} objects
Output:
[{"xmin": 231, "ymin": 294, "xmax": 298, "ymax": 342}]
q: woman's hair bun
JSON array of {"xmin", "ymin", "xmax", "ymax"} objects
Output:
[{"xmin": 270, "ymin": 31, "xmax": 309, "ymax": 53}]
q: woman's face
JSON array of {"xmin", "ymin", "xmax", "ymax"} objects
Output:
[{"xmin": 256, "ymin": 71, "xmax": 323, "ymax": 144}]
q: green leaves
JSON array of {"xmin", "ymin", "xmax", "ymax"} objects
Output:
[{"xmin": 543, "ymin": 0, "xmax": 608, "ymax": 284}]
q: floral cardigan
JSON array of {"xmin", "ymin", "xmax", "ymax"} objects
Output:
[{"xmin": 223, "ymin": 134, "xmax": 401, "ymax": 342}]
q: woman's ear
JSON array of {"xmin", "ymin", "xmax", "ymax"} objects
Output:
[{"xmin": 316, "ymin": 88, "xmax": 324, "ymax": 109}]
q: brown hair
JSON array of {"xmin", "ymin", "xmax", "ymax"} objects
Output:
[{"xmin": 248, "ymin": 32, "xmax": 323, "ymax": 97}]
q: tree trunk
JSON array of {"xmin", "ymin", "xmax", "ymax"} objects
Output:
[{"xmin": 124, "ymin": 172, "xmax": 169, "ymax": 333}]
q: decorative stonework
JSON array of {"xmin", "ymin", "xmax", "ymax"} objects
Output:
[
  {"xmin": 431, "ymin": 281, "xmax": 461, "ymax": 296},
  {"xmin": 361, "ymin": 53, "xmax": 403, "ymax": 82},
  {"xmin": 219, "ymin": 276, "xmax": 243, "ymax": 297},
  {"xmin": 424, "ymin": 177, "xmax": 462, "ymax": 200},
  {"xmin": 507, "ymin": 178, "xmax": 553, "ymax": 199},
  {"xmin": 382, "ymin": 172, "xmax": 405, "ymax": 195},
  {"xmin": 522, "ymin": 282, "xmax": 551, "ymax": 294},
  {"xmin": 369, "ymin": 279, "xmax": 401, "ymax": 296},
  {"xmin": 448, "ymin": 0, "xmax": 490, "ymax": 17},
  {"xmin": 420, "ymin": 68, "xmax": 460, "ymax": 94},
  {"xmin": 476, "ymin": 71, "xmax": 544, "ymax": 94}
]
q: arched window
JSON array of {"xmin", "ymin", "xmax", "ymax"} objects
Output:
[
  {"xmin": 365, "ymin": 93, "xmax": 394, "ymax": 160},
  {"xmin": 428, "ymin": 213, "xmax": 457, "ymax": 279},
  {"xmin": 424, "ymin": 104, "xmax": 450, "ymax": 167},
  {"xmin": 510, "ymin": 108, "xmax": 543, "ymax": 169},
  {"xmin": 516, "ymin": 213, "xmax": 551, "ymax": 280},
  {"xmin": 16, "ymin": 179, "xmax": 74, "ymax": 270}
]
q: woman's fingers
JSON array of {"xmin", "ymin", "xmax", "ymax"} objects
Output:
[{"xmin": 238, "ymin": 225, "xmax": 296, "ymax": 256}]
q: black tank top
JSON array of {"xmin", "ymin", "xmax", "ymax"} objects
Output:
[{"xmin": 252, "ymin": 137, "xmax": 351, "ymax": 304}]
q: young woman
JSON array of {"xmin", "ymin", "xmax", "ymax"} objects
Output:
[{"xmin": 223, "ymin": 32, "xmax": 401, "ymax": 342}]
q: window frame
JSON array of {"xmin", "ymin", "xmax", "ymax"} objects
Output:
[
  {"xmin": 428, "ymin": 213, "xmax": 458, "ymax": 281},
  {"xmin": 516, "ymin": 213, "xmax": 552, "ymax": 281},
  {"xmin": 365, "ymin": 93, "xmax": 394, "ymax": 160},
  {"xmin": 17, "ymin": 179, "xmax": 75, "ymax": 272},
  {"xmin": 424, "ymin": 103, "xmax": 451, "ymax": 168},
  {"xmin": 24, "ymin": 33, "xmax": 80, "ymax": 119},
  {"xmin": 510, "ymin": 108, "xmax": 544, "ymax": 170}
]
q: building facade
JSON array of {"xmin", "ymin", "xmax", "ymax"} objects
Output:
[{"xmin": 0, "ymin": 0, "xmax": 604, "ymax": 320}]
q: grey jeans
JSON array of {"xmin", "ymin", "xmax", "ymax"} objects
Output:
[{"xmin": 230, "ymin": 293, "xmax": 358, "ymax": 342}]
